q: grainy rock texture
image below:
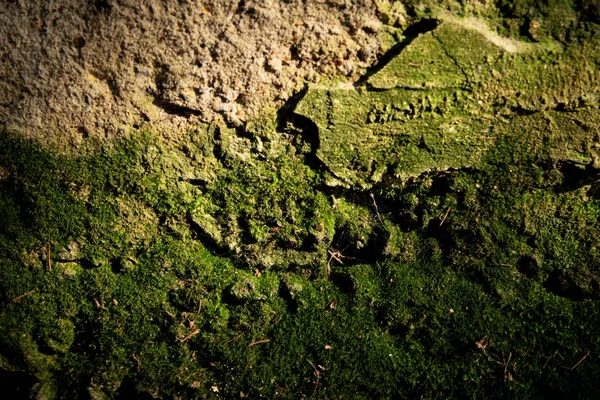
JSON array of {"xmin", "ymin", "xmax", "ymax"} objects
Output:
[{"xmin": 0, "ymin": 0, "xmax": 390, "ymax": 150}]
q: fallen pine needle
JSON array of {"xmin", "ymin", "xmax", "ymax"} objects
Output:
[
  {"xmin": 503, "ymin": 352, "xmax": 512, "ymax": 381},
  {"xmin": 439, "ymin": 207, "xmax": 452, "ymax": 227},
  {"xmin": 130, "ymin": 354, "xmax": 141, "ymax": 371},
  {"xmin": 370, "ymin": 193, "xmax": 383, "ymax": 224},
  {"xmin": 542, "ymin": 355, "xmax": 553, "ymax": 369},
  {"xmin": 179, "ymin": 329, "xmax": 201, "ymax": 343},
  {"xmin": 225, "ymin": 335, "xmax": 241, "ymax": 345},
  {"xmin": 307, "ymin": 359, "xmax": 320, "ymax": 395},
  {"xmin": 47, "ymin": 243, "xmax": 52, "ymax": 271},
  {"xmin": 11, "ymin": 289, "xmax": 37, "ymax": 303},
  {"xmin": 570, "ymin": 352, "xmax": 589, "ymax": 371},
  {"xmin": 248, "ymin": 339, "xmax": 270, "ymax": 347}
]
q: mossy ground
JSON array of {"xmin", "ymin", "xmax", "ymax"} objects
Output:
[{"xmin": 2, "ymin": 2, "xmax": 600, "ymax": 399}]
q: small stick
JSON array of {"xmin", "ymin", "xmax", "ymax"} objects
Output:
[
  {"xmin": 192, "ymin": 300, "xmax": 202, "ymax": 323},
  {"xmin": 503, "ymin": 352, "xmax": 512, "ymax": 380},
  {"xmin": 248, "ymin": 339, "xmax": 271, "ymax": 347},
  {"xmin": 307, "ymin": 359, "xmax": 320, "ymax": 395},
  {"xmin": 47, "ymin": 243, "xmax": 52, "ymax": 271},
  {"xmin": 370, "ymin": 193, "xmax": 383, "ymax": 224},
  {"xmin": 570, "ymin": 352, "xmax": 589, "ymax": 371},
  {"xmin": 327, "ymin": 250, "xmax": 344, "ymax": 265},
  {"xmin": 179, "ymin": 329, "xmax": 201, "ymax": 343},
  {"xmin": 225, "ymin": 335, "xmax": 241, "ymax": 345},
  {"xmin": 11, "ymin": 289, "xmax": 37, "ymax": 303},
  {"xmin": 439, "ymin": 207, "xmax": 452, "ymax": 227},
  {"xmin": 327, "ymin": 249, "xmax": 345, "ymax": 276},
  {"xmin": 130, "ymin": 354, "xmax": 142, "ymax": 371},
  {"xmin": 92, "ymin": 298, "xmax": 106, "ymax": 310}
]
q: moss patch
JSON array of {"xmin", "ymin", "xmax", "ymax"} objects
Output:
[{"xmin": 2, "ymin": 6, "xmax": 600, "ymax": 400}]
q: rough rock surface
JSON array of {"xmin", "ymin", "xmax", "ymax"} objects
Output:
[
  {"xmin": 0, "ymin": 0, "xmax": 392, "ymax": 151},
  {"xmin": 296, "ymin": 19, "xmax": 600, "ymax": 187}
]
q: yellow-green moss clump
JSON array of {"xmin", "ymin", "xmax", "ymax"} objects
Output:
[
  {"xmin": 2, "ymin": 6, "xmax": 600, "ymax": 400},
  {"xmin": 296, "ymin": 19, "xmax": 600, "ymax": 188}
]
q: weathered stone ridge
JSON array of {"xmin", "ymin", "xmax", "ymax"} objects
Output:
[{"xmin": 296, "ymin": 19, "xmax": 600, "ymax": 188}]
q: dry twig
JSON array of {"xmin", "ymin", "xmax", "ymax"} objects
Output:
[
  {"xmin": 47, "ymin": 243, "xmax": 52, "ymax": 271},
  {"xmin": 248, "ymin": 339, "xmax": 270, "ymax": 347},
  {"xmin": 307, "ymin": 359, "xmax": 320, "ymax": 395},
  {"xmin": 327, "ymin": 249, "xmax": 344, "ymax": 276},
  {"xmin": 192, "ymin": 300, "xmax": 202, "ymax": 323},
  {"xmin": 570, "ymin": 352, "xmax": 589, "ymax": 371},
  {"xmin": 11, "ymin": 289, "xmax": 37, "ymax": 303},
  {"xmin": 130, "ymin": 354, "xmax": 141, "ymax": 371},
  {"xmin": 370, "ymin": 193, "xmax": 383, "ymax": 224},
  {"xmin": 179, "ymin": 329, "xmax": 201, "ymax": 343},
  {"xmin": 439, "ymin": 207, "xmax": 452, "ymax": 227},
  {"xmin": 503, "ymin": 352, "xmax": 513, "ymax": 382}
]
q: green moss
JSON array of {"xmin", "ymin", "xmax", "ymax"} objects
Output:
[
  {"xmin": 3, "ymin": 113, "xmax": 600, "ymax": 397},
  {"xmin": 296, "ymin": 19, "xmax": 600, "ymax": 189},
  {"xmin": 2, "ymin": 6, "xmax": 600, "ymax": 399}
]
